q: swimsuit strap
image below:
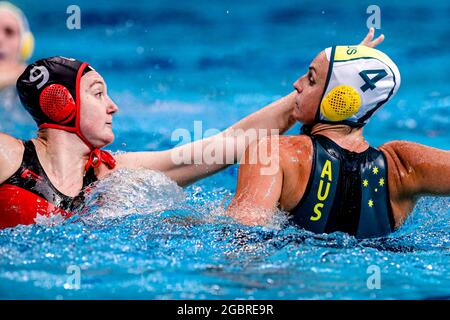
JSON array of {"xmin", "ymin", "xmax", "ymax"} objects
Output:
[{"xmin": 3, "ymin": 140, "xmax": 97, "ymax": 212}]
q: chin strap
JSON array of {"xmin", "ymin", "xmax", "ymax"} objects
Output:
[
  {"xmin": 85, "ymin": 148, "xmax": 117, "ymax": 172},
  {"xmin": 35, "ymin": 61, "xmax": 118, "ymax": 175}
]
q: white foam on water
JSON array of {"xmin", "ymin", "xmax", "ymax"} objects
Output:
[{"xmin": 80, "ymin": 168, "xmax": 186, "ymax": 220}]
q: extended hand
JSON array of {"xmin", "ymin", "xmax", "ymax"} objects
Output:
[{"xmin": 360, "ymin": 27, "xmax": 384, "ymax": 48}]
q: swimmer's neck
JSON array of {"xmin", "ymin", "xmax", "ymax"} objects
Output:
[
  {"xmin": 309, "ymin": 123, "xmax": 369, "ymax": 153},
  {"xmin": 33, "ymin": 128, "xmax": 91, "ymax": 181}
]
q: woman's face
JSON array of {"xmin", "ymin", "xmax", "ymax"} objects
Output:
[
  {"xmin": 292, "ymin": 51, "xmax": 329, "ymax": 125},
  {"xmin": 0, "ymin": 10, "xmax": 21, "ymax": 63},
  {"xmin": 79, "ymin": 71, "xmax": 119, "ymax": 148}
]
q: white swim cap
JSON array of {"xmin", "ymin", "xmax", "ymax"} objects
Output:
[
  {"xmin": 316, "ymin": 45, "xmax": 401, "ymax": 127},
  {"xmin": 0, "ymin": 1, "xmax": 34, "ymax": 61}
]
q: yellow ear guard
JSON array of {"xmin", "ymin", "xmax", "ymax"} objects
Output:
[
  {"xmin": 320, "ymin": 85, "xmax": 361, "ymax": 122},
  {"xmin": 20, "ymin": 31, "xmax": 34, "ymax": 61},
  {"xmin": 315, "ymin": 45, "xmax": 401, "ymax": 127}
]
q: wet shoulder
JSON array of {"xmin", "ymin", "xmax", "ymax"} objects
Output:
[
  {"xmin": 378, "ymin": 140, "xmax": 416, "ymax": 184},
  {"xmin": 378, "ymin": 140, "xmax": 418, "ymax": 226},
  {"xmin": 378, "ymin": 140, "xmax": 411, "ymax": 195},
  {"xmin": 279, "ymin": 135, "xmax": 314, "ymax": 160},
  {"xmin": 278, "ymin": 135, "xmax": 314, "ymax": 210},
  {"xmin": 278, "ymin": 135, "xmax": 314, "ymax": 175}
]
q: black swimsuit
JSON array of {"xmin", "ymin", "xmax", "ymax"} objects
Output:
[
  {"xmin": 0, "ymin": 140, "xmax": 97, "ymax": 228},
  {"xmin": 291, "ymin": 134, "xmax": 395, "ymax": 239}
]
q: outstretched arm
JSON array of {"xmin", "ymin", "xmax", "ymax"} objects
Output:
[
  {"xmin": 380, "ymin": 141, "xmax": 450, "ymax": 198},
  {"xmin": 114, "ymin": 92, "xmax": 296, "ymax": 186},
  {"xmin": 111, "ymin": 28, "xmax": 384, "ymax": 186}
]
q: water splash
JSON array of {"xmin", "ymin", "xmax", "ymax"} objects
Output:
[
  {"xmin": 0, "ymin": 167, "xmax": 448, "ymax": 299},
  {"xmin": 79, "ymin": 168, "xmax": 186, "ymax": 221}
]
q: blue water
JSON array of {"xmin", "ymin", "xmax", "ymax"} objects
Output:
[{"xmin": 0, "ymin": 0, "xmax": 449, "ymax": 299}]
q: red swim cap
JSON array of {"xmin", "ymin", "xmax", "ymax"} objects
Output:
[{"xmin": 16, "ymin": 56, "xmax": 116, "ymax": 172}]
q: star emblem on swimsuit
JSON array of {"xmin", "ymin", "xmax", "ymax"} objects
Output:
[
  {"xmin": 379, "ymin": 178, "xmax": 385, "ymax": 186},
  {"xmin": 363, "ymin": 179, "xmax": 369, "ymax": 187},
  {"xmin": 368, "ymin": 199, "xmax": 374, "ymax": 208},
  {"xmin": 372, "ymin": 166, "xmax": 379, "ymax": 175}
]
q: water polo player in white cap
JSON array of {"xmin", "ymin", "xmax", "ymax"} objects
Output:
[
  {"xmin": 227, "ymin": 44, "xmax": 450, "ymax": 239},
  {"xmin": 0, "ymin": 1, "xmax": 34, "ymax": 90}
]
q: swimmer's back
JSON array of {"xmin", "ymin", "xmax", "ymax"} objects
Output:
[{"xmin": 278, "ymin": 135, "xmax": 450, "ymax": 228}]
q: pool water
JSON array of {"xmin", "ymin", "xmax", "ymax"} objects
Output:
[{"xmin": 0, "ymin": 0, "xmax": 449, "ymax": 299}]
